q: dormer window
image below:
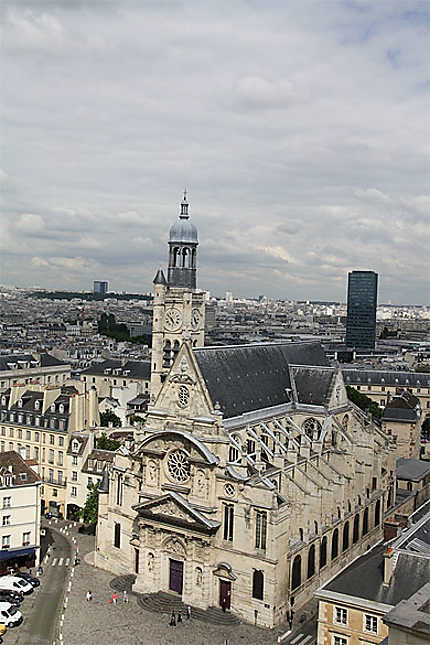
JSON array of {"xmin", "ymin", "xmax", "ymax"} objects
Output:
[
  {"xmin": 97, "ymin": 461, "xmax": 103, "ymax": 472},
  {"xmin": 72, "ymin": 440, "xmax": 79, "ymax": 453},
  {"xmin": 1, "ymin": 397, "xmax": 6, "ymax": 406},
  {"xmin": 5, "ymin": 476, "xmax": 11, "ymax": 486},
  {"xmin": 88, "ymin": 459, "xmax": 94, "ymax": 470},
  {"xmin": 34, "ymin": 400, "xmax": 40, "ymax": 410},
  {"xmin": 18, "ymin": 399, "xmax": 23, "ymax": 408},
  {"xmin": 20, "ymin": 473, "xmax": 27, "ymax": 482},
  {"xmin": 50, "ymin": 404, "xmax": 55, "ymax": 412},
  {"xmin": 59, "ymin": 404, "xmax": 64, "ymax": 414}
]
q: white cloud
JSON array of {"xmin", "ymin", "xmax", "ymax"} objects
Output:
[{"xmin": 0, "ymin": 1, "xmax": 429, "ymax": 302}]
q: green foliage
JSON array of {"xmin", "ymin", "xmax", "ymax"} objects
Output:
[
  {"xmin": 99, "ymin": 410, "xmax": 122, "ymax": 428},
  {"xmin": 28, "ymin": 291, "xmax": 151, "ymax": 302},
  {"xmin": 98, "ymin": 313, "xmax": 152, "ymax": 346},
  {"xmin": 96, "ymin": 431, "xmax": 121, "ymax": 450},
  {"xmin": 346, "ymin": 385, "xmax": 382, "ymax": 420},
  {"xmin": 128, "ymin": 414, "xmax": 145, "ymax": 426},
  {"xmin": 79, "ymin": 481, "xmax": 100, "ymax": 524}
]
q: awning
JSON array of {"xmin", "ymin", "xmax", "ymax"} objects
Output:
[{"xmin": 0, "ymin": 547, "xmax": 35, "ymax": 561}]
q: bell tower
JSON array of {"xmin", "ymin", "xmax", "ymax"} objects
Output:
[
  {"xmin": 150, "ymin": 193, "xmax": 206, "ymax": 402},
  {"xmin": 167, "ymin": 191, "xmax": 198, "ymax": 289}
]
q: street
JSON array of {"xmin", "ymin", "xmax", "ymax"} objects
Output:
[{"xmin": 5, "ymin": 527, "xmax": 71, "ymax": 645}]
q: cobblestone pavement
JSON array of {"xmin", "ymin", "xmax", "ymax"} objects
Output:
[{"xmin": 53, "ymin": 519, "xmax": 317, "ymax": 645}]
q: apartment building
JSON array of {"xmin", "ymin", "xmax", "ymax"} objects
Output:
[
  {"xmin": 0, "ymin": 384, "xmax": 99, "ymax": 517},
  {"xmin": 0, "ymin": 451, "xmax": 41, "ymax": 573},
  {"xmin": 0, "ymin": 353, "xmax": 71, "ymax": 390}
]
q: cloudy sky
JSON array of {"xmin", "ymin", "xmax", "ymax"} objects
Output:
[{"xmin": 1, "ymin": 1, "xmax": 429, "ymax": 303}]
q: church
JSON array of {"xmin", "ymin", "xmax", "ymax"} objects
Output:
[{"xmin": 95, "ymin": 195, "xmax": 396, "ymax": 628}]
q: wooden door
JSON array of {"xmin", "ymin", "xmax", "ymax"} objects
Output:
[
  {"xmin": 219, "ymin": 580, "xmax": 231, "ymax": 609},
  {"xmin": 169, "ymin": 559, "xmax": 184, "ymax": 594}
]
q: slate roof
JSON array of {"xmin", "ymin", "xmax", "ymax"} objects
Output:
[
  {"xmin": 396, "ymin": 458, "xmax": 430, "ymax": 482},
  {"xmin": 80, "ymin": 359, "xmax": 151, "ymax": 380},
  {"xmin": 324, "ymin": 543, "xmax": 430, "ymax": 607},
  {"xmin": 382, "ymin": 407, "xmax": 418, "ymax": 423},
  {"xmin": 82, "ymin": 449, "xmax": 115, "ymax": 474},
  {"xmin": 193, "ymin": 342, "xmax": 329, "ymax": 418},
  {"xmin": 342, "ymin": 368, "xmax": 430, "ymax": 389},
  {"xmin": 323, "ymin": 511, "xmax": 430, "ymax": 607},
  {"xmin": 290, "ymin": 366, "xmax": 335, "ymax": 406},
  {"xmin": 0, "ymin": 353, "xmax": 67, "ymax": 371}
]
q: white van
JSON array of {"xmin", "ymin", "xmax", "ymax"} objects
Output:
[
  {"xmin": 0, "ymin": 602, "xmax": 22, "ymax": 627},
  {"xmin": 0, "ymin": 576, "xmax": 33, "ymax": 596}
]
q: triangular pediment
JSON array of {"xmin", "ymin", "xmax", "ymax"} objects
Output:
[
  {"xmin": 152, "ymin": 341, "xmax": 215, "ymax": 420},
  {"xmin": 132, "ymin": 491, "xmax": 220, "ymax": 534}
]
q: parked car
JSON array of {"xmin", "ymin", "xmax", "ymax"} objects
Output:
[
  {"xmin": 0, "ymin": 590, "xmax": 22, "ymax": 606},
  {"xmin": 0, "ymin": 622, "xmax": 6, "ymax": 635},
  {"xmin": 0, "ymin": 602, "xmax": 23, "ymax": 627},
  {"xmin": 14, "ymin": 572, "xmax": 40, "ymax": 588},
  {"xmin": 0, "ymin": 576, "xmax": 33, "ymax": 596}
]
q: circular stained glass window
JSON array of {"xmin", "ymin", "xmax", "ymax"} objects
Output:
[
  {"xmin": 224, "ymin": 483, "xmax": 235, "ymax": 497},
  {"xmin": 177, "ymin": 385, "xmax": 190, "ymax": 408},
  {"xmin": 167, "ymin": 449, "xmax": 190, "ymax": 483}
]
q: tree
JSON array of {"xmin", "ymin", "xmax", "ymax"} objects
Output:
[
  {"xmin": 128, "ymin": 414, "xmax": 145, "ymax": 427},
  {"xmin": 100, "ymin": 410, "xmax": 121, "ymax": 428},
  {"xmin": 79, "ymin": 481, "xmax": 100, "ymax": 524},
  {"xmin": 346, "ymin": 386, "xmax": 382, "ymax": 420},
  {"xmin": 96, "ymin": 431, "xmax": 121, "ymax": 451}
]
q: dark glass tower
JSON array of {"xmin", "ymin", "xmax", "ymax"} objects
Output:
[{"xmin": 345, "ymin": 271, "xmax": 378, "ymax": 349}]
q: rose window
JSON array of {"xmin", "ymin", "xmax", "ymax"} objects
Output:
[
  {"xmin": 177, "ymin": 385, "xmax": 190, "ymax": 408},
  {"xmin": 167, "ymin": 449, "xmax": 190, "ymax": 483}
]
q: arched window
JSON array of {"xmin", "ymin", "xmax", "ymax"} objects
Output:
[
  {"xmin": 191, "ymin": 248, "xmax": 196, "ymax": 268},
  {"xmin": 320, "ymin": 536, "xmax": 327, "ymax": 568},
  {"xmin": 314, "ymin": 520, "xmax": 318, "ymax": 535},
  {"xmin": 337, "ymin": 507, "xmax": 341, "ymax": 519},
  {"xmin": 114, "ymin": 522, "xmax": 121, "ymax": 549},
  {"xmin": 307, "ymin": 545, "xmax": 315, "ymax": 579},
  {"xmin": 342, "ymin": 522, "xmax": 349, "ymax": 551},
  {"xmin": 173, "ymin": 247, "xmax": 180, "ymax": 266},
  {"xmin": 342, "ymin": 414, "xmax": 349, "ymax": 430},
  {"xmin": 252, "ymin": 570, "xmax": 264, "ymax": 600},
  {"xmin": 362, "ymin": 508, "xmax": 369, "ymax": 536},
  {"xmin": 374, "ymin": 500, "xmax": 381, "ymax": 527},
  {"xmin": 299, "ymin": 528, "xmax": 304, "ymax": 541},
  {"xmin": 163, "ymin": 340, "xmax": 172, "ymax": 367},
  {"xmin": 353, "ymin": 514, "xmax": 360, "ymax": 543},
  {"xmin": 302, "ymin": 418, "xmax": 322, "ymax": 441},
  {"xmin": 331, "ymin": 529, "xmax": 339, "ymax": 560},
  {"xmin": 291, "ymin": 555, "xmax": 301, "ymax": 590},
  {"xmin": 228, "ymin": 446, "xmax": 239, "ymax": 463},
  {"xmin": 182, "ymin": 247, "xmax": 189, "ymax": 268}
]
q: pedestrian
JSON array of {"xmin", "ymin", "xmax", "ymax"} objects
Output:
[
  {"xmin": 169, "ymin": 610, "xmax": 176, "ymax": 626},
  {"xmin": 123, "ymin": 590, "xmax": 129, "ymax": 603},
  {"xmin": 37, "ymin": 565, "xmax": 43, "ymax": 577},
  {"xmin": 186, "ymin": 605, "xmax": 191, "ymax": 620},
  {"xmin": 177, "ymin": 611, "xmax": 182, "ymax": 623},
  {"xmin": 86, "ymin": 590, "xmax": 92, "ymax": 602},
  {"xmin": 112, "ymin": 592, "xmax": 118, "ymax": 604}
]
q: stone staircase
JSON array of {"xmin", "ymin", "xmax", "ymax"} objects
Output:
[{"xmin": 137, "ymin": 591, "xmax": 241, "ymax": 625}]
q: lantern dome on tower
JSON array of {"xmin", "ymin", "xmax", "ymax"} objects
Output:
[{"xmin": 169, "ymin": 191, "xmax": 198, "ymax": 244}]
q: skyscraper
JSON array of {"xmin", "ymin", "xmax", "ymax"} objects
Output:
[
  {"xmin": 345, "ymin": 271, "xmax": 378, "ymax": 349},
  {"xmin": 93, "ymin": 280, "xmax": 108, "ymax": 296}
]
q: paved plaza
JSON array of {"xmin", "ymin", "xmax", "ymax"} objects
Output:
[{"xmin": 52, "ymin": 521, "xmax": 317, "ymax": 645}]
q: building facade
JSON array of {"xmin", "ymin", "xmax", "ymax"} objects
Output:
[
  {"xmin": 345, "ymin": 271, "xmax": 378, "ymax": 350},
  {"xmin": 93, "ymin": 281, "xmax": 108, "ymax": 296},
  {"xmin": 0, "ymin": 451, "xmax": 41, "ymax": 572},
  {"xmin": 0, "ymin": 353, "xmax": 71, "ymax": 391},
  {"xmin": 95, "ymin": 341, "xmax": 396, "ymax": 628},
  {"xmin": 0, "ymin": 384, "xmax": 99, "ymax": 517},
  {"xmin": 315, "ymin": 503, "xmax": 430, "ymax": 645}
]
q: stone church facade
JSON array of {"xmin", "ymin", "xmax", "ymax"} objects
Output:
[{"xmin": 95, "ymin": 196, "xmax": 396, "ymax": 628}]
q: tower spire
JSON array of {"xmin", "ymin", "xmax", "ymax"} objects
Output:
[{"xmin": 180, "ymin": 189, "xmax": 189, "ymax": 218}]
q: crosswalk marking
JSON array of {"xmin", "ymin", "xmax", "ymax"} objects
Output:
[
  {"xmin": 298, "ymin": 636, "xmax": 313, "ymax": 645},
  {"xmin": 65, "ymin": 558, "xmax": 70, "ymax": 566},
  {"xmin": 58, "ymin": 558, "xmax": 64, "ymax": 567},
  {"xmin": 52, "ymin": 558, "xmax": 57, "ymax": 567},
  {"xmin": 291, "ymin": 635, "xmax": 304, "ymax": 645}
]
